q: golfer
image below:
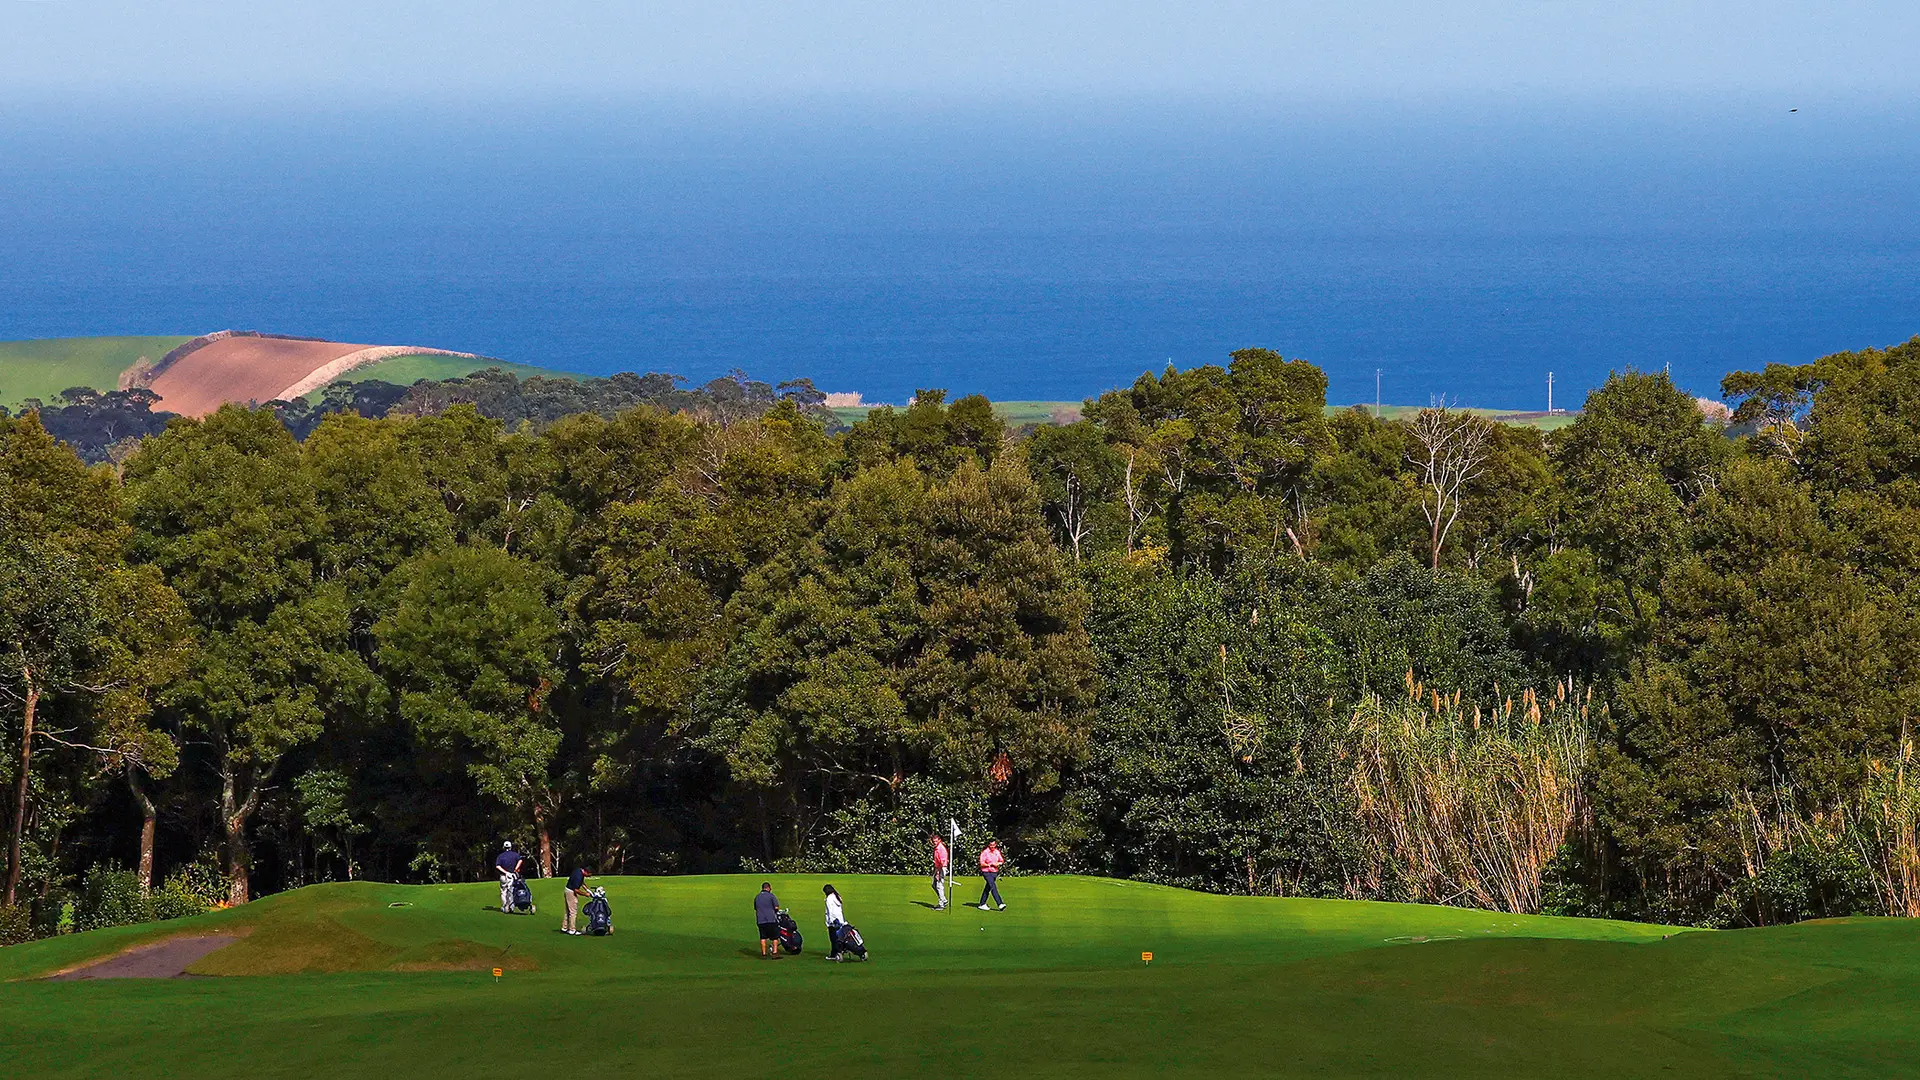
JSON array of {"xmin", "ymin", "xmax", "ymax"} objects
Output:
[
  {"xmin": 495, "ymin": 841, "xmax": 524, "ymax": 913},
  {"xmin": 755, "ymin": 881, "xmax": 783, "ymax": 959},
  {"xmin": 823, "ymin": 883, "xmax": 849, "ymax": 961},
  {"xmin": 930, "ymin": 832, "xmax": 950, "ymax": 909},
  {"xmin": 976, "ymin": 839, "xmax": 1006, "ymax": 910},
  {"xmin": 562, "ymin": 865, "xmax": 591, "ymax": 935}
]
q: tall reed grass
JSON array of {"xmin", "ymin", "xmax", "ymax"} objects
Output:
[
  {"xmin": 1854, "ymin": 720, "xmax": 1920, "ymax": 917},
  {"xmin": 1347, "ymin": 672, "xmax": 1591, "ymax": 913}
]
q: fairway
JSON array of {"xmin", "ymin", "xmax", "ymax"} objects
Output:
[{"xmin": 4, "ymin": 876, "xmax": 1917, "ymax": 1077}]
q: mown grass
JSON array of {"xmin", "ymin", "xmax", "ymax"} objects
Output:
[
  {"xmin": 0, "ymin": 335, "xmax": 194, "ymax": 409},
  {"xmin": 2, "ymin": 874, "xmax": 1914, "ymax": 1077}
]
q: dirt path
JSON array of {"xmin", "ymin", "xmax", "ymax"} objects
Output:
[{"xmin": 49, "ymin": 934, "xmax": 238, "ymax": 980}]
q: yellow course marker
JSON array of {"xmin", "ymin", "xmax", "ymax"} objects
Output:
[
  {"xmin": 1141, "ymin": 952, "xmax": 1153, "ymax": 965},
  {"xmin": 492, "ymin": 967, "xmax": 503, "ymax": 981}
]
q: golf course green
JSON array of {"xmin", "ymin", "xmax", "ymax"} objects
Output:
[{"xmin": 2, "ymin": 875, "xmax": 1915, "ymax": 1077}]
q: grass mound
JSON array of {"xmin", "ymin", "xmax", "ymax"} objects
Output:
[{"xmin": 2, "ymin": 875, "xmax": 1916, "ymax": 1077}]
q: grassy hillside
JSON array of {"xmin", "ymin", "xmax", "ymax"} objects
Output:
[
  {"xmin": 4, "ymin": 874, "xmax": 1915, "ymax": 1077},
  {"xmin": 0, "ymin": 337, "xmax": 579, "ymax": 411},
  {"xmin": 332, "ymin": 353, "xmax": 582, "ymax": 388},
  {"xmin": 0, "ymin": 335, "xmax": 194, "ymax": 409}
]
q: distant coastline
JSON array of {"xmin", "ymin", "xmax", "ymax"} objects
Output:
[{"xmin": 3, "ymin": 333, "xmax": 1583, "ymax": 429}]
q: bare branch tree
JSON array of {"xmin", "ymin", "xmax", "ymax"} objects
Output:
[
  {"xmin": 1407, "ymin": 401, "xmax": 1494, "ymax": 570},
  {"xmin": 1052, "ymin": 467, "xmax": 1090, "ymax": 562},
  {"xmin": 1119, "ymin": 447, "xmax": 1159, "ymax": 553}
]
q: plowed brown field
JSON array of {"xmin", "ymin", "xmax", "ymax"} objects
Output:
[{"xmin": 148, "ymin": 336, "xmax": 374, "ymax": 416}]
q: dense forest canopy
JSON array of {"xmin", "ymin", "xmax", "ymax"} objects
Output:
[{"xmin": 6, "ymin": 338, "xmax": 1920, "ymax": 939}]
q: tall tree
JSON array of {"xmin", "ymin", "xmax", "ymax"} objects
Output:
[
  {"xmin": 1553, "ymin": 371, "xmax": 1729, "ymax": 631},
  {"xmin": 125, "ymin": 406, "xmax": 361, "ymax": 904},
  {"xmin": 0, "ymin": 414, "xmax": 129, "ymax": 906},
  {"xmin": 376, "ymin": 545, "xmax": 566, "ymax": 875}
]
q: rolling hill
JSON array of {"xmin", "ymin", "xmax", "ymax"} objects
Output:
[
  {"xmin": 0, "ymin": 333, "xmax": 578, "ymax": 416},
  {"xmin": 0, "ymin": 335, "xmax": 194, "ymax": 410}
]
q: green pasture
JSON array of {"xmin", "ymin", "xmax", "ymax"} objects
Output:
[
  {"xmin": 1329, "ymin": 402, "xmax": 1581, "ymax": 431},
  {"xmin": 829, "ymin": 400, "xmax": 1081, "ymax": 429},
  {"xmin": 2, "ymin": 874, "xmax": 1914, "ymax": 1077},
  {"xmin": 0, "ymin": 335, "xmax": 194, "ymax": 409},
  {"xmin": 328, "ymin": 354, "xmax": 581, "ymax": 389},
  {"xmin": 833, "ymin": 401, "xmax": 1579, "ymax": 430}
]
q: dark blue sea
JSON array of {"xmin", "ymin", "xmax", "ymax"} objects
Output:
[{"xmin": 2, "ymin": 98, "xmax": 1916, "ymax": 410}]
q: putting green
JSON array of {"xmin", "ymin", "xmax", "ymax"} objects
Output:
[{"xmin": 1, "ymin": 875, "xmax": 1914, "ymax": 1077}]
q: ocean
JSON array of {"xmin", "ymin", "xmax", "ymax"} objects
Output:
[{"xmin": 1, "ymin": 97, "xmax": 1916, "ymax": 410}]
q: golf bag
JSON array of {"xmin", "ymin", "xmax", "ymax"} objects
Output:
[
  {"xmin": 584, "ymin": 887, "xmax": 612, "ymax": 936},
  {"xmin": 831, "ymin": 922, "xmax": 868, "ymax": 960},
  {"xmin": 776, "ymin": 908, "xmax": 803, "ymax": 954},
  {"xmin": 510, "ymin": 873, "xmax": 535, "ymax": 915}
]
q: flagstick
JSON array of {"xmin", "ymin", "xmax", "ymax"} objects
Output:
[{"xmin": 949, "ymin": 818, "xmax": 960, "ymax": 916}]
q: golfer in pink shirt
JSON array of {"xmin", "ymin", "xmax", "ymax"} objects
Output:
[
  {"xmin": 976, "ymin": 839, "xmax": 1006, "ymax": 910},
  {"xmin": 930, "ymin": 833, "xmax": 950, "ymax": 909}
]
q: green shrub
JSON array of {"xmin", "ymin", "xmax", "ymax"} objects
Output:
[
  {"xmin": 77, "ymin": 866, "xmax": 149, "ymax": 932},
  {"xmin": 1539, "ymin": 843, "xmax": 1612, "ymax": 919},
  {"xmin": 797, "ymin": 778, "xmax": 989, "ymax": 875},
  {"xmin": 150, "ymin": 860, "xmax": 223, "ymax": 921},
  {"xmin": 68, "ymin": 858, "xmax": 225, "ymax": 932},
  {"xmin": 1710, "ymin": 839, "xmax": 1877, "ymax": 927},
  {"xmin": 0, "ymin": 904, "xmax": 34, "ymax": 946}
]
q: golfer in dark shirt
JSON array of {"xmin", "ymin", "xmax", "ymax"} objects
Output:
[
  {"xmin": 755, "ymin": 882, "xmax": 782, "ymax": 959},
  {"xmin": 495, "ymin": 842, "xmax": 523, "ymax": 914},
  {"xmin": 562, "ymin": 866, "xmax": 590, "ymax": 935}
]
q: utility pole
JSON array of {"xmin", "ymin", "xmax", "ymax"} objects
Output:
[
  {"xmin": 1547, "ymin": 372, "xmax": 1554, "ymax": 414},
  {"xmin": 1375, "ymin": 369, "xmax": 1382, "ymax": 418}
]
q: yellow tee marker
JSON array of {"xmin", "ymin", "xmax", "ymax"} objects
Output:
[
  {"xmin": 492, "ymin": 967, "xmax": 503, "ymax": 980},
  {"xmin": 1141, "ymin": 952, "xmax": 1153, "ymax": 964}
]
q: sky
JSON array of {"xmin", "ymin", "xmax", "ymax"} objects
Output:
[
  {"xmin": 3, "ymin": 2, "xmax": 1917, "ymax": 407},
  {"xmin": 4, "ymin": 1, "xmax": 1919, "ymax": 106}
]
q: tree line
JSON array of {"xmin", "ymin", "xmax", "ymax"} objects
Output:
[
  {"xmin": 15, "ymin": 368, "xmax": 834, "ymax": 464},
  {"xmin": 6, "ymin": 340, "xmax": 1920, "ymax": 939}
]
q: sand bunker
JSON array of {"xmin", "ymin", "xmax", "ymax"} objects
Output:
[{"xmin": 49, "ymin": 934, "xmax": 238, "ymax": 980}]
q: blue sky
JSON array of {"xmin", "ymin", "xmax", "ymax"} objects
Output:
[{"xmin": 4, "ymin": 1, "xmax": 1918, "ymax": 105}]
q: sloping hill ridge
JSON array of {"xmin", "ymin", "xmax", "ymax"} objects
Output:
[
  {"xmin": 142, "ymin": 331, "xmax": 488, "ymax": 417},
  {"xmin": 0, "ymin": 333, "xmax": 571, "ymax": 415}
]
